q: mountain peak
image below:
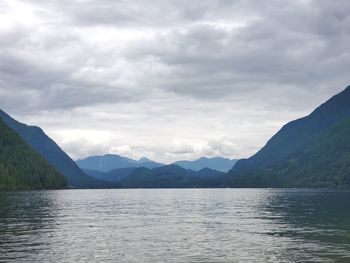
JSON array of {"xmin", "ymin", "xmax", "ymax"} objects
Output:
[
  {"xmin": 138, "ymin": 157, "xmax": 152, "ymax": 163},
  {"xmin": 103, "ymin": 154, "xmax": 123, "ymax": 159},
  {"xmin": 173, "ymin": 157, "xmax": 237, "ymax": 172},
  {"xmin": 76, "ymin": 154, "xmax": 163, "ymax": 172}
]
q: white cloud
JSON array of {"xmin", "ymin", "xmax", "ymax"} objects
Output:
[{"xmin": 0, "ymin": 0, "xmax": 349, "ymax": 162}]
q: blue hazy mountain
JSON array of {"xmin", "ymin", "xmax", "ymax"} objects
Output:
[
  {"xmin": 120, "ymin": 165, "xmax": 225, "ymax": 188},
  {"xmin": 83, "ymin": 167, "xmax": 136, "ymax": 183},
  {"xmin": 84, "ymin": 164, "xmax": 226, "ymax": 187},
  {"xmin": 76, "ymin": 154, "xmax": 163, "ymax": 172},
  {"xmin": 226, "ymin": 85, "xmax": 350, "ymax": 188},
  {"xmin": 173, "ymin": 157, "xmax": 237, "ymax": 172},
  {"xmin": 0, "ymin": 118, "xmax": 67, "ymax": 190},
  {"xmin": 0, "ymin": 110, "xmax": 118, "ymax": 189}
]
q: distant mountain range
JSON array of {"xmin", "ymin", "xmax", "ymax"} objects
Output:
[
  {"xmin": 77, "ymin": 155, "xmax": 237, "ymax": 173},
  {"xmin": 0, "ymin": 110, "xmax": 119, "ymax": 189},
  {"xmin": 83, "ymin": 167, "xmax": 135, "ymax": 183},
  {"xmin": 120, "ymin": 165, "xmax": 225, "ymax": 188},
  {"xmin": 1, "ymin": 85, "xmax": 350, "ymax": 190},
  {"xmin": 174, "ymin": 157, "xmax": 237, "ymax": 172},
  {"xmin": 226, "ymin": 85, "xmax": 350, "ymax": 188},
  {"xmin": 76, "ymin": 154, "xmax": 163, "ymax": 172},
  {"xmin": 0, "ymin": 118, "xmax": 67, "ymax": 190},
  {"xmin": 83, "ymin": 164, "xmax": 225, "ymax": 187}
]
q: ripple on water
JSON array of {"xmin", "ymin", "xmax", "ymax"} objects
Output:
[{"xmin": 0, "ymin": 189, "xmax": 350, "ymax": 262}]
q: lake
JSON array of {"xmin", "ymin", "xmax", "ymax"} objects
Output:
[{"xmin": 0, "ymin": 189, "xmax": 349, "ymax": 262}]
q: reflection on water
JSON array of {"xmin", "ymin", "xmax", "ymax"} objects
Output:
[{"xmin": 0, "ymin": 189, "xmax": 349, "ymax": 262}]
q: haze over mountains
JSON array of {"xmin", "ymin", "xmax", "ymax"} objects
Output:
[
  {"xmin": 1, "ymin": 85, "xmax": 350, "ymax": 189},
  {"xmin": 77, "ymin": 155, "xmax": 234, "ymax": 186},
  {"xmin": 0, "ymin": 109, "xmax": 232, "ymax": 189},
  {"xmin": 76, "ymin": 155, "xmax": 236, "ymax": 173},
  {"xmin": 120, "ymin": 165, "xmax": 225, "ymax": 188},
  {"xmin": 76, "ymin": 154, "xmax": 163, "ymax": 172},
  {"xmin": 77, "ymin": 82, "xmax": 350, "ymax": 191},
  {"xmin": 174, "ymin": 157, "xmax": 237, "ymax": 172},
  {"xmin": 83, "ymin": 167, "xmax": 136, "ymax": 183}
]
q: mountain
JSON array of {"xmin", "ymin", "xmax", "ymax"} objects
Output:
[
  {"xmin": 120, "ymin": 165, "xmax": 225, "ymax": 188},
  {"xmin": 0, "ymin": 110, "xmax": 118, "ymax": 189},
  {"xmin": 174, "ymin": 157, "xmax": 237, "ymax": 172},
  {"xmin": 226, "ymin": 85, "xmax": 350, "ymax": 188},
  {"xmin": 83, "ymin": 167, "xmax": 136, "ymax": 183},
  {"xmin": 0, "ymin": 118, "xmax": 67, "ymax": 190},
  {"xmin": 76, "ymin": 154, "xmax": 163, "ymax": 172}
]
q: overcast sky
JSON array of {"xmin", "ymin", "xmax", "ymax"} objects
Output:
[{"xmin": 0, "ymin": 0, "xmax": 349, "ymax": 163}]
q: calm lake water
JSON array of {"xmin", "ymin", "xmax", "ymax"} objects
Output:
[{"xmin": 0, "ymin": 189, "xmax": 349, "ymax": 262}]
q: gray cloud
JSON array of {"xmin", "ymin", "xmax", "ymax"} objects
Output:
[
  {"xmin": 25, "ymin": 0, "xmax": 242, "ymax": 27},
  {"xmin": 124, "ymin": 2, "xmax": 350, "ymax": 100},
  {"xmin": 0, "ymin": 0, "xmax": 349, "ymax": 162}
]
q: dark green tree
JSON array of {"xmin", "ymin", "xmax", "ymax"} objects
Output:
[{"xmin": 0, "ymin": 119, "xmax": 67, "ymax": 190}]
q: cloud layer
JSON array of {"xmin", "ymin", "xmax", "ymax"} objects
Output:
[{"xmin": 0, "ymin": 0, "xmax": 349, "ymax": 162}]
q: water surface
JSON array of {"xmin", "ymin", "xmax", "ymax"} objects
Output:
[{"xmin": 0, "ymin": 189, "xmax": 349, "ymax": 262}]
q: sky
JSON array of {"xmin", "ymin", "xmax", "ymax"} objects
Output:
[{"xmin": 0, "ymin": 0, "xmax": 349, "ymax": 163}]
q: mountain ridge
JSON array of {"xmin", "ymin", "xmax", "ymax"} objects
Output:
[
  {"xmin": 120, "ymin": 164, "xmax": 225, "ymax": 188},
  {"xmin": 0, "ymin": 118, "xmax": 67, "ymax": 190},
  {"xmin": 76, "ymin": 154, "xmax": 164, "ymax": 172},
  {"xmin": 173, "ymin": 157, "xmax": 237, "ymax": 172},
  {"xmin": 226, "ymin": 85, "xmax": 350, "ymax": 188},
  {"xmin": 0, "ymin": 110, "xmax": 119, "ymax": 189}
]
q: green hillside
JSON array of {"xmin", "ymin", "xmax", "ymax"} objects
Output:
[
  {"xmin": 121, "ymin": 165, "xmax": 225, "ymax": 188},
  {"xmin": 0, "ymin": 119, "xmax": 67, "ymax": 190},
  {"xmin": 227, "ymin": 117, "xmax": 350, "ymax": 188},
  {"xmin": 0, "ymin": 110, "xmax": 118, "ymax": 189},
  {"xmin": 226, "ymin": 86, "xmax": 350, "ymax": 188}
]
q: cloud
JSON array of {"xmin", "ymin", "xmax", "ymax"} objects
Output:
[
  {"xmin": 0, "ymin": 0, "xmax": 349, "ymax": 162},
  {"xmin": 168, "ymin": 140, "xmax": 196, "ymax": 155},
  {"xmin": 24, "ymin": 0, "xmax": 243, "ymax": 28}
]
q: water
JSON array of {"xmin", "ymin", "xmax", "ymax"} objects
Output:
[{"xmin": 0, "ymin": 189, "xmax": 349, "ymax": 262}]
